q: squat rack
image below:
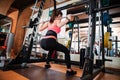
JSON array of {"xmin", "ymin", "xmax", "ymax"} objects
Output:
[{"xmin": 81, "ymin": 0, "xmax": 120, "ymax": 80}]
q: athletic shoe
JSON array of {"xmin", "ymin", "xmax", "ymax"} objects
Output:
[
  {"xmin": 66, "ymin": 70, "xmax": 77, "ymax": 76},
  {"xmin": 45, "ymin": 64, "xmax": 51, "ymax": 69}
]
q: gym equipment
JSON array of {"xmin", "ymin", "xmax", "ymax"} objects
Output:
[
  {"xmin": 107, "ymin": 27, "xmax": 112, "ymax": 50},
  {"xmin": 37, "ymin": 12, "xmax": 86, "ymax": 25},
  {"xmin": 3, "ymin": 0, "xmax": 47, "ymax": 70},
  {"xmin": 66, "ymin": 16, "xmax": 80, "ymax": 53},
  {"xmin": 75, "ymin": 16, "xmax": 81, "ymax": 55},
  {"xmin": 108, "ymin": 39, "xmax": 112, "ymax": 50},
  {"xmin": 81, "ymin": 0, "xmax": 107, "ymax": 79},
  {"xmin": 57, "ymin": 0, "xmax": 88, "ymax": 10},
  {"xmin": 67, "ymin": 22, "xmax": 74, "ymax": 51},
  {"xmin": 81, "ymin": 4, "xmax": 95, "ymax": 79},
  {"xmin": 103, "ymin": 12, "xmax": 112, "ymax": 26},
  {"xmin": 94, "ymin": 3, "xmax": 120, "ymax": 12},
  {"xmin": 97, "ymin": 0, "xmax": 102, "ymax": 58},
  {"xmin": 66, "ymin": 40, "xmax": 71, "ymax": 48},
  {"xmin": 2, "ymin": 0, "xmax": 117, "ymax": 79},
  {"xmin": 0, "ymin": 49, "xmax": 6, "ymax": 67},
  {"xmin": 103, "ymin": 12, "xmax": 109, "ymax": 26},
  {"xmin": 104, "ymin": 32, "xmax": 110, "ymax": 48},
  {"xmin": 95, "ymin": 59, "xmax": 103, "ymax": 68},
  {"xmin": 49, "ymin": 10, "xmax": 52, "ymax": 17},
  {"xmin": 79, "ymin": 48, "xmax": 85, "ymax": 69},
  {"xmin": 68, "ymin": 31, "xmax": 72, "ymax": 38},
  {"xmin": 28, "ymin": 0, "xmax": 39, "ymax": 28},
  {"xmin": 0, "ymin": 33, "xmax": 7, "ymax": 46},
  {"xmin": 68, "ymin": 22, "xmax": 74, "ymax": 28},
  {"xmin": 103, "ymin": 10, "xmax": 112, "ymax": 50},
  {"xmin": 81, "ymin": 0, "xmax": 116, "ymax": 79},
  {"xmin": 6, "ymin": 33, "xmax": 14, "ymax": 59},
  {"xmin": 115, "ymin": 36, "xmax": 118, "ymax": 56}
]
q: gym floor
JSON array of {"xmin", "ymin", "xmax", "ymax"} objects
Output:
[{"xmin": 0, "ymin": 62, "xmax": 120, "ymax": 80}]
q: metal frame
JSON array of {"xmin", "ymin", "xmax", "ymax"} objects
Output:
[{"xmin": 3, "ymin": 0, "xmax": 47, "ymax": 70}]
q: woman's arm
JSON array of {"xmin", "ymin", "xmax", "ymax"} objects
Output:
[
  {"xmin": 58, "ymin": 14, "xmax": 74, "ymax": 27},
  {"xmin": 39, "ymin": 22, "xmax": 48, "ymax": 31}
]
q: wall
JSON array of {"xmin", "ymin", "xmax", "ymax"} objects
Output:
[
  {"xmin": 0, "ymin": 0, "xmax": 14, "ymax": 15},
  {"xmin": 7, "ymin": 8, "xmax": 19, "ymax": 33},
  {"xmin": 13, "ymin": 7, "xmax": 32, "ymax": 54}
]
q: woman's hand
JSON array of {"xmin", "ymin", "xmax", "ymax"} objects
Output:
[{"xmin": 67, "ymin": 14, "xmax": 74, "ymax": 21}]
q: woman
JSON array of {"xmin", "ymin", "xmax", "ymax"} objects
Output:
[{"xmin": 39, "ymin": 10, "xmax": 76, "ymax": 76}]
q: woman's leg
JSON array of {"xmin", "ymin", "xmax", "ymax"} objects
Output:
[
  {"xmin": 55, "ymin": 42, "xmax": 71, "ymax": 69},
  {"xmin": 46, "ymin": 50, "xmax": 54, "ymax": 64},
  {"xmin": 45, "ymin": 50, "xmax": 54, "ymax": 69},
  {"xmin": 55, "ymin": 42, "xmax": 77, "ymax": 75}
]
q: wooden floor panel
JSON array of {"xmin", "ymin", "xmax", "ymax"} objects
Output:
[
  {"xmin": 0, "ymin": 62, "xmax": 120, "ymax": 80},
  {"xmin": 0, "ymin": 70, "xmax": 29, "ymax": 80},
  {"xmin": 94, "ymin": 72, "xmax": 120, "ymax": 80}
]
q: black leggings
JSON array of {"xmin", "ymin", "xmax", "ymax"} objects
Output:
[{"xmin": 40, "ymin": 38, "xmax": 71, "ymax": 69}]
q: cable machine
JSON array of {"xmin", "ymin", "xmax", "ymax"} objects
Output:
[{"xmin": 3, "ymin": 0, "xmax": 48, "ymax": 70}]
